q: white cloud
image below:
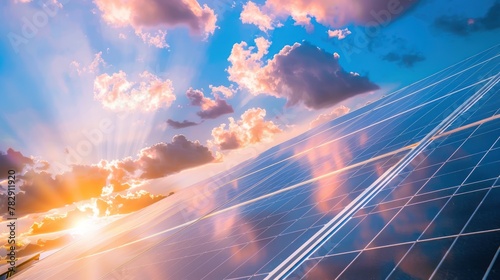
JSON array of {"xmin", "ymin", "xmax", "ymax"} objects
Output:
[{"xmin": 93, "ymin": 71, "xmax": 175, "ymax": 112}]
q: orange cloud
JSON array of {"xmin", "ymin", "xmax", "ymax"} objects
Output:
[
  {"xmin": 96, "ymin": 190, "xmax": 166, "ymax": 216},
  {"xmin": 30, "ymin": 208, "xmax": 94, "ymax": 235},
  {"xmin": 310, "ymin": 105, "xmax": 351, "ymax": 128},
  {"xmin": 2, "ymin": 235, "xmax": 74, "ymax": 259},
  {"xmin": 0, "ymin": 134, "xmax": 214, "ymax": 217},
  {"xmin": 0, "ymin": 165, "xmax": 110, "ymax": 216},
  {"xmin": 211, "ymin": 107, "xmax": 282, "ymax": 150},
  {"xmin": 93, "ymin": 70, "xmax": 175, "ymax": 112}
]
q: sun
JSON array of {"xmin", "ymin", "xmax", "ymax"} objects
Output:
[{"xmin": 70, "ymin": 218, "xmax": 99, "ymax": 236}]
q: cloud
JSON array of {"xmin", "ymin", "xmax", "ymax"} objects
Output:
[
  {"xmin": 166, "ymin": 119, "xmax": 199, "ymax": 129},
  {"xmin": 327, "ymin": 28, "xmax": 351, "ymax": 40},
  {"xmin": 0, "ymin": 148, "xmax": 34, "ymax": 177},
  {"xmin": 111, "ymin": 135, "xmax": 215, "ymax": 180},
  {"xmin": 211, "ymin": 107, "xmax": 282, "ymax": 150},
  {"xmin": 30, "ymin": 208, "xmax": 94, "ymax": 235},
  {"xmin": 239, "ymin": 0, "xmax": 417, "ymax": 31},
  {"xmin": 94, "ymin": 0, "xmax": 218, "ymax": 47},
  {"xmin": 94, "ymin": 70, "xmax": 175, "ymax": 112},
  {"xmin": 209, "ymin": 84, "xmax": 236, "ymax": 98},
  {"xmin": 0, "ymin": 134, "xmax": 215, "ymax": 217},
  {"xmin": 186, "ymin": 88, "xmax": 234, "ymax": 119},
  {"xmin": 96, "ymin": 190, "xmax": 166, "ymax": 216},
  {"xmin": 240, "ymin": 1, "xmax": 282, "ymax": 32},
  {"xmin": 7, "ymin": 235, "xmax": 75, "ymax": 259},
  {"xmin": 381, "ymin": 51, "xmax": 425, "ymax": 68},
  {"xmin": 0, "ymin": 165, "xmax": 111, "ymax": 216},
  {"xmin": 71, "ymin": 51, "xmax": 106, "ymax": 75},
  {"xmin": 136, "ymin": 30, "xmax": 169, "ymax": 48},
  {"xmin": 434, "ymin": 1, "xmax": 500, "ymax": 36},
  {"xmin": 310, "ymin": 105, "xmax": 351, "ymax": 128},
  {"xmin": 227, "ymin": 37, "xmax": 379, "ymax": 109}
]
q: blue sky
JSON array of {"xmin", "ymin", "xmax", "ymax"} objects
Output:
[
  {"xmin": 1, "ymin": 0, "xmax": 498, "ymax": 165},
  {"xmin": 0, "ymin": 0, "xmax": 499, "ymax": 222}
]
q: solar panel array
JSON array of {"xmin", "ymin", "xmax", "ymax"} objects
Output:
[{"xmin": 15, "ymin": 45, "xmax": 500, "ymax": 280}]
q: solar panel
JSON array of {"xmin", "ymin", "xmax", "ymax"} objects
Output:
[{"xmin": 14, "ymin": 46, "xmax": 500, "ymax": 280}]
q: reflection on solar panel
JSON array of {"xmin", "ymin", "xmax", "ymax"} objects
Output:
[{"xmin": 16, "ymin": 45, "xmax": 500, "ymax": 280}]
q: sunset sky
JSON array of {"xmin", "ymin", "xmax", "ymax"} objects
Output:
[{"xmin": 0, "ymin": 0, "xmax": 499, "ymax": 259}]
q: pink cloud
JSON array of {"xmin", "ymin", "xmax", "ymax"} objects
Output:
[
  {"xmin": 186, "ymin": 88, "xmax": 234, "ymax": 119},
  {"xmin": 228, "ymin": 38, "xmax": 379, "ymax": 109},
  {"xmin": 240, "ymin": 1, "xmax": 282, "ymax": 32},
  {"xmin": 71, "ymin": 52, "xmax": 106, "ymax": 75},
  {"xmin": 211, "ymin": 107, "xmax": 282, "ymax": 150},
  {"xmin": 94, "ymin": 70, "xmax": 175, "ymax": 112},
  {"xmin": 209, "ymin": 84, "xmax": 236, "ymax": 98},
  {"xmin": 94, "ymin": 0, "xmax": 217, "ymax": 47},
  {"xmin": 327, "ymin": 28, "xmax": 351, "ymax": 39},
  {"xmin": 310, "ymin": 105, "xmax": 351, "ymax": 128},
  {"xmin": 240, "ymin": 0, "xmax": 417, "ymax": 31},
  {"xmin": 136, "ymin": 30, "xmax": 168, "ymax": 48}
]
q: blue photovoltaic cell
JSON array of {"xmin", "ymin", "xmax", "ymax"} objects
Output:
[{"xmin": 13, "ymin": 46, "xmax": 500, "ymax": 280}]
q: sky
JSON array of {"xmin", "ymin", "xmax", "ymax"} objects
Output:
[{"xmin": 0, "ymin": 0, "xmax": 499, "ymax": 261}]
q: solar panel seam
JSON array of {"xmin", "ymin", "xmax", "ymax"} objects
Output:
[
  {"xmin": 268, "ymin": 72, "xmax": 500, "ymax": 279},
  {"xmin": 428, "ymin": 186, "xmax": 498, "ymax": 280},
  {"xmin": 483, "ymin": 247, "xmax": 500, "ymax": 280},
  {"xmin": 307, "ymin": 227, "xmax": 500, "ymax": 262},
  {"xmin": 428, "ymin": 138, "xmax": 500, "ymax": 278},
  {"xmin": 360, "ymin": 87, "xmax": 500, "ymax": 279},
  {"xmin": 92, "ymin": 148, "xmax": 405, "ymax": 277},
  {"xmin": 13, "ymin": 46, "xmax": 500, "ymax": 280}
]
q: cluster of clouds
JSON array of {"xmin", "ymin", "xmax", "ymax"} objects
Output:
[
  {"xmin": 28, "ymin": 190, "xmax": 166, "ymax": 235},
  {"xmin": 239, "ymin": 0, "xmax": 417, "ymax": 32},
  {"xmin": 210, "ymin": 107, "xmax": 282, "ymax": 150},
  {"xmin": 94, "ymin": 0, "xmax": 217, "ymax": 48},
  {"xmin": 167, "ymin": 86, "xmax": 236, "ymax": 129},
  {"xmin": 310, "ymin": 105, "xmax": 351, "ymax": 128},
  {"xmin": 94, "ymin": 71, "xmax": 176, "ymax": 112},
  {"xmin": 434, "ymin": 1, "xmax": 500, "ymax": 36},
  {"xmin": 0, "ymin": 135, "xmax": 215, "ymax": 217},
  {"xmin": 227, "ymin": 37, "xmax": 379, "ymax": 109},
  {"xmin": 186, "ymin": 88, "xmax": 234, "ymax": 119},
  {"xmin": 110, "ymin": 134, "xmax": 215, "ymax": 180}
]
